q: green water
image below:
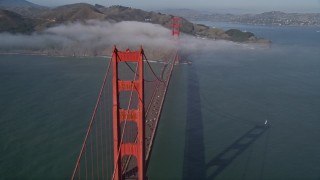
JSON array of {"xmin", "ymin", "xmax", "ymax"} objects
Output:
[
  {"xmin": 149, "ymin": 47, "xmax": 320, "ymax": 179},
  {"xmin": 1, "ymin": 24, "xmax": 320, "ymax": 179},
  {"xmin": 0, "ymin": 56, "xmax": 107, "ymax": 179},
  {"xmin": 148, "ymin": 24, "xmax": 320, "ymax": 179}
]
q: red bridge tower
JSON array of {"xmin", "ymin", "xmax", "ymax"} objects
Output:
[
  {"xmin": 172, "ymin": 17, "xmax": 181, "ymax": 64},
  {"xmin": 172, "ymin": 16, "xmax": 180, "ymax": 39},
  {"xmin": 112, "ymin": 47, "xmax": 145, "ymax": 180}
]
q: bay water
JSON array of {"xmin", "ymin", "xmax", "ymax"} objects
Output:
[{"xmin": 1, "ymin": 22, "xmax": 320, "ymax": 179}]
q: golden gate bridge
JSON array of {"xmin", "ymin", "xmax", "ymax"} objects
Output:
[{"xmin": 71, "ymin": 17, "xmax": 181, "ymax": 180}]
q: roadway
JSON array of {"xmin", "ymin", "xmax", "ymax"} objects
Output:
[{"xmin": 123, "ymin": 50, "xmax": 178, "ymax": 179}]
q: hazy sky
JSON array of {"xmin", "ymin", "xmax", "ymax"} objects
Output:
[{"xmin": 28, "ymin": 0, "xmax": 320, "ymax": 13}]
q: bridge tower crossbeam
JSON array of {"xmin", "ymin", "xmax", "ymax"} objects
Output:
[{"xmin": 112, "ymin": 47, "xmax": 145, "ymax": 180}]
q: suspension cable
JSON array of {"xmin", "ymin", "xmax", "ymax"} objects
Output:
[
  {"xmin": 71, "ymin": 58, "xmax": 112, "ymax": 180},
  {"xmin": 143, "ymin": 54, "xmax": 165, "ymax": 83},
  {"xmin": 118, "ymin": 53, "xmax": 164, "ymax": 83}
]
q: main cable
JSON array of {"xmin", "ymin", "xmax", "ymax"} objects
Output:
[
  {"xmin": 118, "ymin": 53, "xmax": 165, "ymax": 83},
  {"xmin": 143, "ymin": 54, "xmax": 165, "ymax": 83},
  {"xmin": 71, "ymin": 58, "xmax": 112, "ymax": 180}
]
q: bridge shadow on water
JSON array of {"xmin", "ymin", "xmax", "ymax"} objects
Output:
[
  {"xmin": 183, "ymin": 65, "xmax": 270, "ymax": 180},
  {"xmin": 206, "ymin": 125, "xmax": 270, "ymax": 180},
  {"xmin": 183, "ymin": 65, "xmax": 206, "ymax": 179}
]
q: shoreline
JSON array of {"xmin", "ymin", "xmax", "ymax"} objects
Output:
[
  {"xmin": 0, "ymin": 52, "xmax": 166, "ymax": 63},
  {"xmin": 192, "ymin": 20, "xmax": 320, "ymax": 28},
  {"xmin": 0, "ymin": 52, "xmax": 111, "ymax": 58}
]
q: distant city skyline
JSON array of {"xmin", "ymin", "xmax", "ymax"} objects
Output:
[{"xmin": 28, "ymin": 0, "xmax": 320, "ymax": 13}]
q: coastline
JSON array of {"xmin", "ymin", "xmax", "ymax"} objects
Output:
[
  {"xmin": 0, "ymin": 34, "xmax": 272, "ymax": 59},
  {"xmin": 0, "ymin": 52, "xmax": 167, "ymax": 63},
  {"xmin": 0, "ymin": 51, "xmax": 110, "ymax": 58}
]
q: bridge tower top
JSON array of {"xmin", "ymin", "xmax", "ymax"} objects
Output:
[
  {"xmin": 172, "ymin": 17, "xmax": 181, "ymax": 64},
  {"xmin": 172, "ymin": 16, "xmax": 180, "ymax": 39}
]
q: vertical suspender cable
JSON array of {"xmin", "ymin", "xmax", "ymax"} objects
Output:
[{"xmin": 71, "ymin": 59, "xmax": 112, "ymax": 180}]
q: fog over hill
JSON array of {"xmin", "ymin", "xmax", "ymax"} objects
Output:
[
  {"xmin": 0, "ymin": 1, "xmax": 270, "ymax": 57},
  {"xmin": 0, "ymin": 20, "xmax": 175, "ymax": 57},
  {"xmin": 0, "ymin": 9, "xmax": 36, "ymax": 33}
]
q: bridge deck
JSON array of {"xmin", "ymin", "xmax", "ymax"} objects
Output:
[{"xmin": 123, "ymin": 51, "xmax": 177, "ymax": 179}]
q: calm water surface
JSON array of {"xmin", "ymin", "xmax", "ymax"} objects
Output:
[{"xmin": 1, "ymin": 23, "xmax": 320, "ymax": 179}]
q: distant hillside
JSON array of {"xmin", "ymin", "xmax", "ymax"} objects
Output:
[
  {"xmin": 41, "ymin": 3, "xmax": 105, "ymax": 22},
  {"xmin": 0, "ymin": 0, "xmax": 39, "ymax": 7},
  {"xmin": 0, "ymin": 0, "xmax": 49, "ymax": 17},
  {"xmin": 0, "ymin": 3, "xmax": 269, "ymax": 43},
  {"xmin": 96, "ymin": 5, "xmax": 196, "ymax": 34},
  {"xmin": 94, "ymin": 5, "xmax": 250, "ymax": 41},
  {"xmin": 160, "ymin": 9, "xmax": 320, "ymax": 26},
  {"xmin": 0, "ymin": 9, "xmax": 34, "ymax": 33},
  {"xmin": 31, "ymin": 4, "xmax": 229, "ymax": 40},
  {"xmin": 158, "ymin": 8, "xmax": 205, "ymax": 19}
]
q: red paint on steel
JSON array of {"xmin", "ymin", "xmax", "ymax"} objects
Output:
[
  {"xmin": 112, "ymin": 46, "xmax": 145, "ymax": 180},
  {"xmin": 100, "ymin": 102, "xmax": 104, "ymax": 180},
  {"xmin": 172, "ymin": 17, "xmax": 181, "ymax": 64},
  {"xmin": 172, "ymin": 16, "xmax": 180, "ymax": 38},
  {"xmin": 112, "ymin": 47, "xmax": 121, "ymax": 180},
  {"xmin": 95, "ymin": 112, "xmax": 100, "ymax": 179}
]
